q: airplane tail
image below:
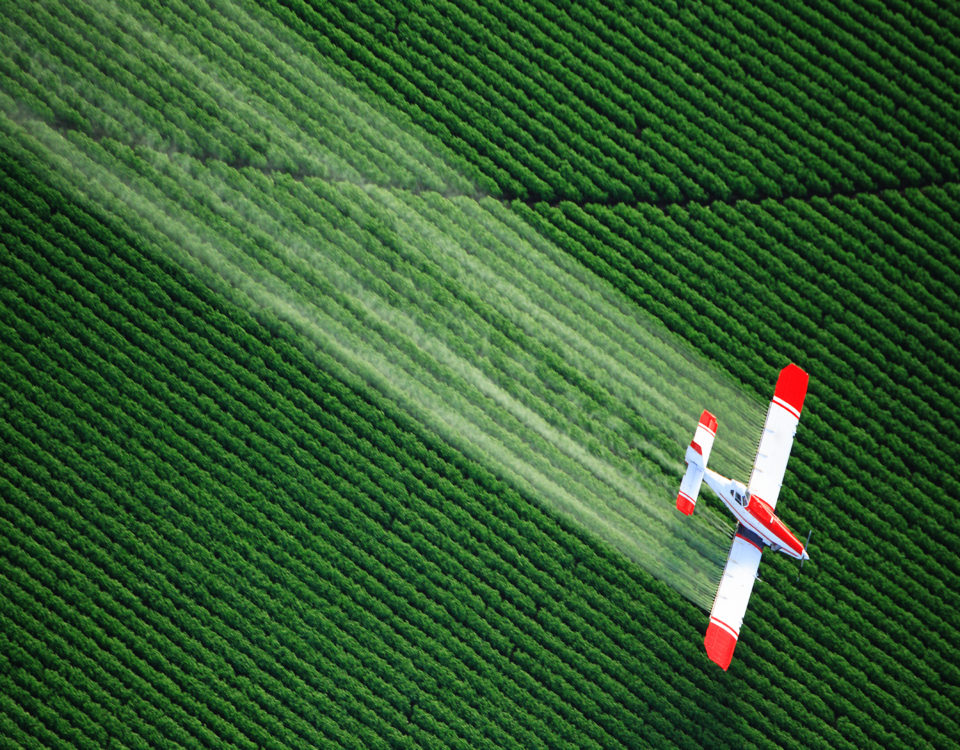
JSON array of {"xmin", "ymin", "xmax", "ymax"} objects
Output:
[{"xmin": 677, "ymin": 410, "xmax": 717, "ymax": 515}]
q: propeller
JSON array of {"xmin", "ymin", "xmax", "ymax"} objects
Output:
[{"xmin": 797, "ymin": 529, "xmax": 813, "ymax": 581}]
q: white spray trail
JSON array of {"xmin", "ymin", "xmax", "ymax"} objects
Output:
[{"xmin": 0, "ymin": 0, "xmax": 767, "ymax": 607}]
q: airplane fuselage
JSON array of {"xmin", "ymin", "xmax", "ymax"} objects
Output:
[{"xmin": 703, "ymin": 468, "xmax": 809, "ymax": 561}]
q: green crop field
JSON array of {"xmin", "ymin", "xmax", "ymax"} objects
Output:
[{"xmin": 2, "ymin": 0, "xmax": 959, "ymax": 747}]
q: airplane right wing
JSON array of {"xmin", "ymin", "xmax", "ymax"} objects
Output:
[{"xmin": 704, "ymin": 528, "xmax": 764, "ymax": 670}]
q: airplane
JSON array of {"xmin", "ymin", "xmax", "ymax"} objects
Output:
[{"xmin": 676, "ymin": 363, "xmax": 810, "ymax": 670}]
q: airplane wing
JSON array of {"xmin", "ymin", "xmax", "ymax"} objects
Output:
[
  {"xmin": 705, "ymin": 529, "xmax": 764, "ymax": 670},
  {"xmin": 747, "ymin": 363, "xmax": 809, "ymax": 510}
]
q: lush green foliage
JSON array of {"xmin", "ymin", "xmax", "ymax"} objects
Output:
[
  {"xmin": 271, "ymin": 0, "xmax": 960, "ymax": 203},
  {"xmin": 2, "ymin": 0, "xmax": 959, "ymax": 748}
]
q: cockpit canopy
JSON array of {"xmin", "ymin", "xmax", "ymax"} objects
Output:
[{"xmin": 728, "ymin": 482, "xmax": 751, "ymax": 507}]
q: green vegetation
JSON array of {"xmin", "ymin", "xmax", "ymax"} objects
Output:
[{"xmin": 2, "ymin": 0, "xmax": 959, "ymax": 748}]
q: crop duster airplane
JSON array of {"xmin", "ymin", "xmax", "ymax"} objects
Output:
[{"xmin": 677, "ymin": 363, "xmax": 810, "ymax": 670}]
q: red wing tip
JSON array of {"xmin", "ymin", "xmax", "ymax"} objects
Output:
[
  {"xmin": 774, "ymin": 363, "xmax": 809, "ymax": 415},
  {"xmin": 676, "ymin": 493, "xmax": 695, "ymax": 515},
  {"xmin": 689, "ymin": 440, "xmax": 702, "ymax": 455},
  {"xmin": 698, "ymin": 409, "xmax": 718, "ymax": 434},
  {"xmin": 704, "ymin": 622, "xmax": 737, "ymax": 670}
]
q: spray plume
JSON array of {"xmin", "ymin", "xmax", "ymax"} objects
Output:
[{"xmin": 1, "ymin": 0, "xmax": 766, "ymax": 607}]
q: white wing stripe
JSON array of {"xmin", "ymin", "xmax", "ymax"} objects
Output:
[
  {"xmin": 709, "ymin": 616, "xmax": 739, "ymax": 639},
  {"xmin": 772, "ymin": 395, "xmax": 801, "ymax": 421}
]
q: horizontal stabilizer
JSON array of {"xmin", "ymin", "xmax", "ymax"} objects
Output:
[
  {"xmin": 676, "ymin": 410, "xmax": 717, "ymax": 515},
  {"xmin": 676, "ymin": 481, "xmax": 699, "ymax": 515},
  {"xmin": 685, "ymin": 440, "xmax": 704, "ymax": 468}
]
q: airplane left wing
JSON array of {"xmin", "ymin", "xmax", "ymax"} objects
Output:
[
  {"xmin": 704, "ymin": 529, "xmax": 764, "ymax": 670},
  {"xmin": 748, "ymin": 364, "xmax": 809, "ymax": 510}
]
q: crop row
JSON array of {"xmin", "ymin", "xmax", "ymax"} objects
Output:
[
  {"xmin": 0, "ymin": 210, "xmax": 684, "ymax": 748},
  {"xmin": 4, "ymin": 125, "xmax": 955, "ymax": 745},
  {"xmin": 1, "ymin": 106, "xmax": 735, "ymax": 602},
  {"xmin": 18, "ymin": 104, "xmax": 960, "ymax": 740},
  {"xmin": 0, "ymin": 144, "xmax": 867, "ymax": 746},
  {"xmin": 4, "ymin": 0, "xmax": 960, "ymax": 746},
  {"xmin": 0, "ymin": 0, "xmax": 466, "ymax": 196},
  {"xmin": 268, "ymin": 0, "xmax": 960, "ymax": 202},
  {"xmin": 9, "ymin": 0, "xmax": 958, "ymax": 208},
  {"xmin": 2, "ymin": 243, "xmax": 624, "ymax": 748},
  {"xmin": 3, "ymin": 144, "xmax": 952, "ymax": 748},
  {"xmin": 0, "ymin": 140, "xmax": 748, "ymax": 748}
]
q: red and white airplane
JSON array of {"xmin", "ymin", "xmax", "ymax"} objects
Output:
[{"xmin": 677, "ymin": 363, "xmax": 810, "ymax": 670}]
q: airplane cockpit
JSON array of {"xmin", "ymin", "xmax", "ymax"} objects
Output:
[{"xmin": 729, "ymin": 483, "xmax": 750, "ymax": 507}]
